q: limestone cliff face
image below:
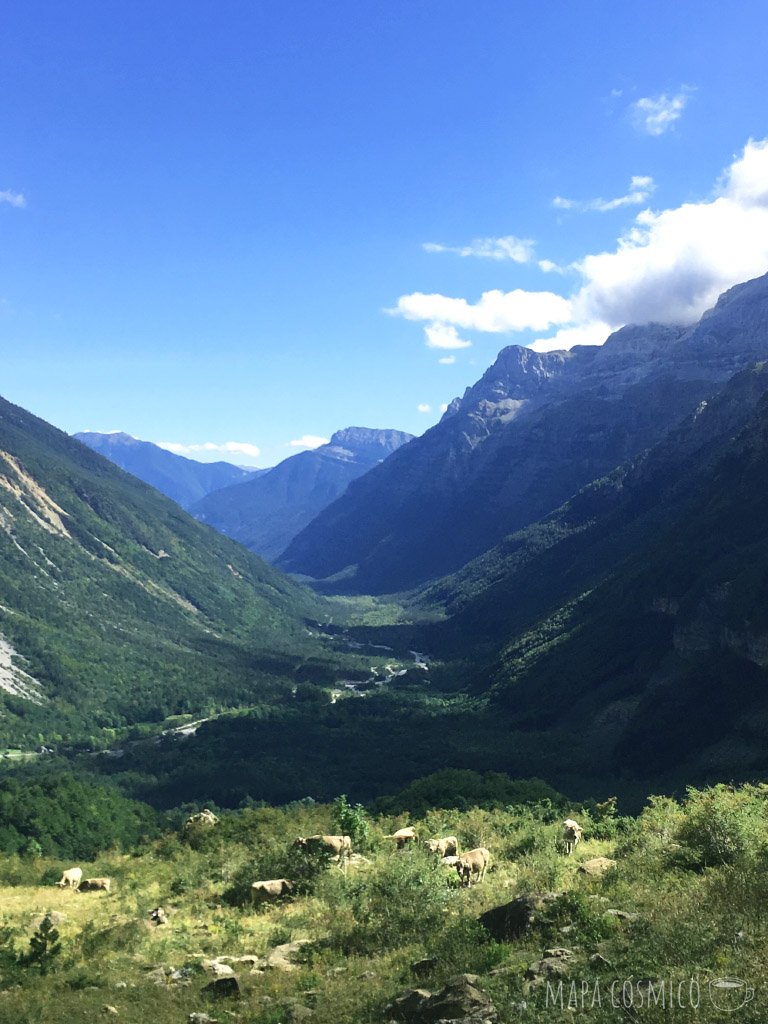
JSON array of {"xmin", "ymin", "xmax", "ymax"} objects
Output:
[
  {"xmin": 280, "ymin": 272, "xmax": 768, "ymax": 594},
  {"xmin": 191, "ymin": 427, "xmax": 413, "ymax": 562}
]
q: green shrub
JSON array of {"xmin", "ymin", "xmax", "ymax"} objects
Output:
[
  {"xmin": 534, "ymin": 890, "xmax": 615, "ymax": 947},
  {"xmin": 675, "ymin": 784, "xmax": 768, "ymax": 868},
  {"xmin": 222, "ymin": 841, "xmax": 330, "ymax": 906},
  {"xmin": 332, "ymin": 794, "xmax": 371, "ymax": 851},
  {"xmin": 330, "ymin": 848, "xmax": 452, "ymax": 954},
  {"xmin": 616, "ymin": 794, "xmax": 684, "ymax": 857}
]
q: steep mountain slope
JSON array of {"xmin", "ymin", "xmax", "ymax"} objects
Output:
[
  {"xmin": 464, "ymin": 366, "xmax": 768, "ymax": 779},
  {"xmin": 191, "ymin": 427, "xmax": 413, "ymax": 560},
  {"xmin": 0, "ymin": 397, "xmax": 332, "ymax": 747},
  {"xmin": 421, "ymin": 361, "xmax": 768, "ymax": 650},
  {"xmin": 280, "ymin": 273, "xmax": 768, "ymax": 594},
  {"xmin": 73, "ymin": 431, "xmax": 260, "ymax": 509}
]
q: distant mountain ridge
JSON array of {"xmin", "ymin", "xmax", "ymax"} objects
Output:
[
  {"xmin": 73, "ymin": 431, "xmax": 260, "ymax": 509},
  {"xmin": 279, "ymin": 272, "xmax": 768, "ymax": 593},
  {"xmin": 191, "ymin": 426, "xmax": 414, "ymax": 561}
]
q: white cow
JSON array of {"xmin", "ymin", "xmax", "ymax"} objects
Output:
[
  {"xmin": 425, "ymin": 836, "xmax": 459, "ymax": 858},
  {"xmin": 455, "ymin": 848, "xmax": 491, "ymax": 887},
  {"xmin": 385, "ymin": 826, "xmax": 417, "ymax": 850},
  {"xmin": 56, "ymin": 867, "xmax": 82, "ymax": 889},
  {"xmin": 293, "ymin": 835, "xmax": 352, "ymax": 860},
  {"xmin": 562, "ymin": 818, "xmax": 583, "ymax": 855},
  {"xmin": 250, "ymin": 879, "xmax": 294, "ymax": 905}
]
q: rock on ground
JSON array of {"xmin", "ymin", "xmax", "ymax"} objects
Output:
[
  {"xmin": 478, "ymin": 893, "xmax": 561, "ymax": 941},
  {"xmin": 578, "ymin": 857, "xmax": 617, "ymax": 876},
  {"xmin": 388, "ymin": 973, "xmax": 498, "ymax": 1022}
]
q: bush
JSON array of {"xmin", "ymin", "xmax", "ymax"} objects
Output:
[
  {"xmin": 222, "ymin": 840, "xmax": 331, "ymax": 906},
  {"xmin": 332, "ymin": 794, "xmax": 371, "ymax": 851},
  {"xmin": 534, "ymin": 891, "xmax": 615, "ymax": 947},
  {"xmin": 675, "ymin": 784, "xmax": 768, "ymax": 868},
  {"xmin": 19, "ymin": 915, "xmax": 62, "ymax": 975},
  {"xmin": 616, "ymin": 794, "xmax": 684, "ymax": 858},
  {"xmin": 330, "ymin": 848, "xmax": 452, "ymax": 954}
]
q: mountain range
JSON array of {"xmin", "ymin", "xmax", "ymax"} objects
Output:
[
  {"xmin": 279, "ymin": 273, "xmax": 768, "ymax": 594},
  {"xmin": 73, "ymin": 431, "xmax": 261, "ymax": 509},
  {"xmin": 6, "ymin": 271, "xmax": 768, "ymax": 796},
  {"xmin": 191, "ymin": 426, "xmax": 414, "ymax": 560}
]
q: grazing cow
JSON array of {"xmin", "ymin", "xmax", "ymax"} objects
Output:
[
  {"xmin": 293, "ymin": 835, "xmax": 352, "ymax": 860},
  {"xmin": 78, "ymin": 877, "xmax": 111, "ymax": 893},
  {"xmin": 425, "ymin": 836, "xmax": 458, "ymax": 858},
  {"xmin": 562, "ymin": 819, "xmax": 583, "ymax": 856},
  {"xmin": 385, "ymin": 826, "xmax": 417, "ymax": 850},
  {"xmin": 455, "ymin": 848, "xmax": 491, "ymax": 887},
  {"xmin": 250, "ymin": 879, "xmax": 294, "ymax": 905},
  {"xmin": 56, "ymin": 867, "xmax": 82, "ymax": 889}
]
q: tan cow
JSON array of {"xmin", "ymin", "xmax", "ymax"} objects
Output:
[
  {"xmin": 425, "ymin": 836, "xmax": 458, "ymax": 858},
  {"xmin": 78, "ymin": 877, "xmax": 111, "ymax": 893},
  {"xmin": 56, "ymin": 867, "xmax": 82, "ymax": 889},
  {"xmin": 455, "ymin": 848, "xmax": 490, "ymax": 887},
  {"xmin": 562, "ymin": 818, "xmax": 583, "ymax": 856},
  {"xmin": 250, "ymin": 879, "xmax": 294, "ymax": 905},
  {"xmin": 384, "ymin": 826, "xmax": 417, "ymax": 850},
  {"xmin": 294, "ymin": 835, "xmax": 352, "ymax": 860}
]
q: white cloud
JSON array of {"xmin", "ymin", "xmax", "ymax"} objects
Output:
[
  {"xmin": 423, "ymin": 235, "xmax": 534, "ymax": 263},
  {"xmin": 553, "ymin": 175, "xmax": 655, "ymax": 213},
  {"xmin": 439, "ymin": 403, "xmax": 449, "ymax": 413},
  {"xmin": 438, "ymin": 355, "xmax": 456, "ymax": 365},
  {"xmin": 395, "ymin": 139, "xmax": 768, "ymax": 357},
  {"xmin": 157, "ymin": 440, "xmax": 262, "ymax": 461},
  {"xmin": 538, "ymin": 259, "xmax": 563, "ymax": 274},
  {"xmin": 288, "ymin": 435, "xmax": 329, "ymax": 449},
  {"xmin": 424, "ymin": 323, "xmax": 472, "ymax": 350},
  {"xmin": 417, "ymin": 403, "xmax": 432, "ymax": 413},
  {"xmin": 0, "ymin": 190, "xmax": 25, "ymax": 208},
  {"xmin": 393, "ymin": 289, "xmax": 572, "ymax": 334},
  {"xmin": 570, "ymin": 139, "xmax": 768, "ymax": 328},
  {"xmin": 529, "ymin": 321, "xmax": 612, "ymax": 353},
  {"xmin": 633, "ymin": 91, "xmax": 689, "ymax": 136}
]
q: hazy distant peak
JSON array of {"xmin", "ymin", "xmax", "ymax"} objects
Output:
[
  {"xmin": 328, "ymin": 426, "xmax": 414, "ymax": 450},
  {"xmin": 75, "ymin": 430, "xmax": 139, "ymax": 445}
]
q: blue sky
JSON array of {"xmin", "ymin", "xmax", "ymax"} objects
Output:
[{"xmin": 2, "ymin": 1, "xmax": 767, "ymax": 467}]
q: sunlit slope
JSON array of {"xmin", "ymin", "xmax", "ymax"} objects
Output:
[{"xmin": 0, "ymin": 395, "xmax": 327, "ymax": 745}]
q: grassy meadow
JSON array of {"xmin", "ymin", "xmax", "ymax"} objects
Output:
[{"xmin": 1, "ymin": 783, "xmax": 767, "ymax": 1022}]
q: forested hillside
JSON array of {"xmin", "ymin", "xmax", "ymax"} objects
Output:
[{"xmin": 0, "ymin": 395, "xmax": 342, "ymax": 748}]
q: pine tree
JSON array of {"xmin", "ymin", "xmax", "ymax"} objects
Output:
[{"xmin": 24, "ymin": 914, "xmax": 62, "ymax": 975}]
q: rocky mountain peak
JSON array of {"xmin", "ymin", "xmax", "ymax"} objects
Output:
[
  {"xmin": 442, "ymin": 344, "xmax": 596, "ymax": 423},
  {"xmin": 328, "ymin": 426, "xmax": 414, "ymax": 453}
]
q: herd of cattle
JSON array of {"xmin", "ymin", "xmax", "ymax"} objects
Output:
[{"xmin": 53, "ymin": 814, "xmax": 585, "ymax": 903}]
